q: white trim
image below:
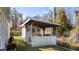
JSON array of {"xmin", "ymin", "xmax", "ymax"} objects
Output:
[{"xmin": 20, "ymin": 19, "xmax": 30, "ymax": 27}]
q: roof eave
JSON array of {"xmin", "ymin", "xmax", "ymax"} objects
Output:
[{"xmin": 20, "ymin": 18, "xmax": 60, "ymax": 27}]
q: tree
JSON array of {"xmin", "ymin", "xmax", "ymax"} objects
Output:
[
  {"xmin": 75, "ymin": 11, "xmax": 79, "ymax": 27},
  {"xmin": 11, "ymin": 8, "xmax": 23, "ymax": 30},
  {"xmin": 45, "ymin": 9, "xmax": 54, "ymax": 22},
  {"xmin": 75, "ymin": 11, "xmax": 79, "ymax": 36},
  {"xmin": 55, "ymin": 8, "xmax": 72, "ymax": 36},
  {"xmin": 11, "ymin": 8, "xmax": 23, "ymax": 36}
]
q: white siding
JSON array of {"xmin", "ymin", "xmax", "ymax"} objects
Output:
[
  {"xmin": 3, "ymin": 17, "xmax": 10, "ymax": 47},
  {"xmin": 22, "ymin": 26, "xmax": 26, "ymax": 38},
  {"xmin": 0, "ymin": 16, "xmax": 3, "ymax": 49},
  {"xmin": 0, "ymin": 16, "xmax": 10, "ymax": 49},
  {"xmin": 31, "ymin": 36, "xmax": 56, "ymax": 47}
]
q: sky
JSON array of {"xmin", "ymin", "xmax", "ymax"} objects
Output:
[
  {"xmin": 13, "ymin": 7, "xmax": 78, "ymax": 19},
  {"xmin": 14, "ymin": 7, "xmax": 52, "ymax": 19},
  {"xmin": 12, "ymin": 7, "xmax": 79, "ymax": 26}
]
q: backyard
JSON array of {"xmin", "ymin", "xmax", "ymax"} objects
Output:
[{"xmin": 14, "ymin": 36, "xmax": 70, "ymax": 51}]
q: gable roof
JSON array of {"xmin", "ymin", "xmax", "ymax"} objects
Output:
[{"xmin": 21, "ymin": 18, "xmax": 60, "ymax": 28}]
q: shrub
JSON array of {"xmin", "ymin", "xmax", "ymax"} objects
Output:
[{"xmin": 6, "ymin": 36, "xmax": 17, "ymax": 51}]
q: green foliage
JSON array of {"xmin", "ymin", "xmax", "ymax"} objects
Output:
[
  {"xmin": 56, "ymin": 8, "xmax": 72, "ymax": 36},
  {"xmin": 46, "ymin": 8, "xmax": 72, "ymax": 37},
  {"xmin": 56, "ymin": 19, "xmax": 61, "ymax": 23},
  {"xmin": 10, "ymin": 27, "xmax": 22, "ymax": 36}
]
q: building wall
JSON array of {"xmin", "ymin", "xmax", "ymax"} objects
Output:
[
  {"xmin": 22, "ymin": 25, "xmax": 41, "ymax": 44},
  {"xmin": 22, "ymin": 25, "xmax": 26, "ymax": 38},
  {"xmin": 26, "ymin": 25, "xmax": 30, "ymax": 42},
  {"xmin": 0, "ymin": 16, "xmax": 10, "ymax": 49},
  {"xmin": 31, "ymin": 26, "xmax": 42, "ymax": 36},
  {"xmin": 22, "ymin": 24, "xmax": 54, "ymax": 46},
  {"xmin": 31, "ymin": 36, "xmax": 56, "ymax": 47},
  {"xmin": 22, "ymin": 25, "xmax": 30, "ymax": 42}
]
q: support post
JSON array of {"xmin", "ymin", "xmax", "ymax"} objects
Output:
[
  {"xmin": 53, "ymin": 27, "xmax": 56, "ymax": 36},
  {"xmin": 42, "ymin": 28, "xmax": 45, "ymax": 36}
]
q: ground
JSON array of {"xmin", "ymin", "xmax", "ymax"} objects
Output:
[{"xmin": 14, "ymin": 36, "xmax": 70, "ymax": 51}]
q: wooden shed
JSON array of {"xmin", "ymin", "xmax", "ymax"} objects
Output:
[{"xmin": 21, "ymin": 18, "xmax": 60, "ymax": 47}]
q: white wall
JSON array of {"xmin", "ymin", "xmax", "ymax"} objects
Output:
[
  {"xmin": 0, "ymin": 16, "xmax": 10, "ymax": 49},
  {"xmin": 22, "ymin": 25, "xmax": 31, "ymax": 42},
  {"xmin": 0, "ymin": 16, "xmax": 3, "ymax": 49},
  {"xmin": 31, "ymin": 36, "xmax": 56, "ymax": 47},
  {"xmin": 25, "ymin": 25, "xmax": 30, "ymax": 42},
  {"xmin": 0, "ymin": 7, "xmax": 11, "ymax": 50},
  {"xmin": 3, "ymin": 17, "xmax": 10, "ymax": 47},
  {"xmin": 22, "ymin": 25, "xmax": 26, "ymax": 38}
]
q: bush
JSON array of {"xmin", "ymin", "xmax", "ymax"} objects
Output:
[{"xmin": 6, "ymin": 36, "xmax": 17, "ymax": 51}]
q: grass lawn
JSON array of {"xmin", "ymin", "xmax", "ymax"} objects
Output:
[{"xmin": 14, "ymin": 36, "xmax": 70, "ymax": 51}]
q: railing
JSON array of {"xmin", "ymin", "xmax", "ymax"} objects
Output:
[{"xmin": 31, "ymin": 36, "xmax": 56, "ymax": 47}]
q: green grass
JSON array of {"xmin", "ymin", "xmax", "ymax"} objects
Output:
[{"xmin": 14, "ymin": 36, "xmax": 70, "ymax": 51}]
